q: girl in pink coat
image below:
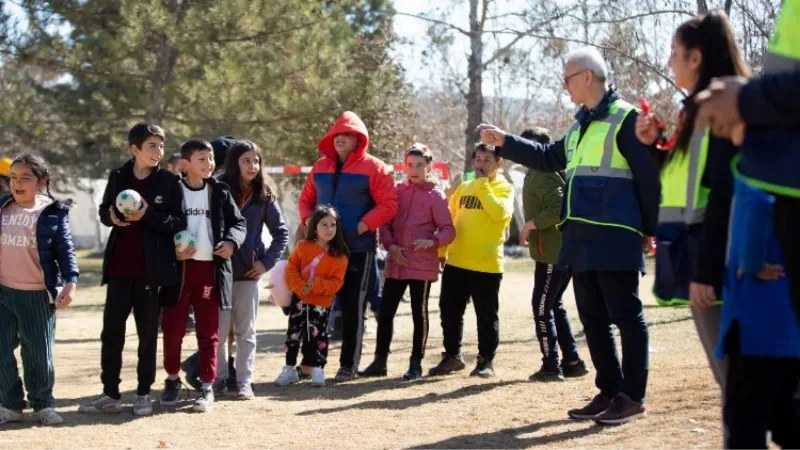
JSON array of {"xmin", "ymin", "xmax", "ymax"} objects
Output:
[{"xmin": 359, "ymin": 144, "xmax": 455, "ymax": 380}]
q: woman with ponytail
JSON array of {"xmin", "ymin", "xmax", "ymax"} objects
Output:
[{"xmin": 636, "ymin": 9, "xmax": 749, "ymax": 444}]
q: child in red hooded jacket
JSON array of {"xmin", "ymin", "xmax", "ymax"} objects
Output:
[
  {"xmin": 359, "ymin": 144, "xmax": 455, "ymax": 380},
  {"xmin": 298, "ymin": 111, "xmax": 398, "ymax": 382}
]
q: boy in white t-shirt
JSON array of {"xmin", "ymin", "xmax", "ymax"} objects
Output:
[{"xmin": 160, "ymin": 140, "xmax": 246, "ymax": 413}]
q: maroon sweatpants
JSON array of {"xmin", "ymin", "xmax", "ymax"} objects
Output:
[{"xmin": 162, "ymin": 260, "xmax": 220, "ymax": 383}]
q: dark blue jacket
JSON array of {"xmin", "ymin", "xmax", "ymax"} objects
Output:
[
  {"xmin": 0, "ymin": 195, "xmax": 80, "ymax": 305},
  {"xmin": 735, "ymin": 70, "xmax": 800, "ymax": 196},
  {"xmin": 498, "ymin": 89, "xmax": 661, "ymax": 273},
  {"xmin": 717, "ymin": 179, "xmax": 800, "ymax": 359},
  {"xmin": 230, "ymin": 197, "xmax": 289, "ymax": 281}
]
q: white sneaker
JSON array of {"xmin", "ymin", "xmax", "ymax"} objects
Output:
[
  {"xmin": 311, "ymin": 368, "xmax": 326, "ymax": 387},
  {"xmin": 33, "ymin": 408, "xmax": 63, "ymax": 425},
  {"xmin": 274, "ymin": 365, "xmax": 300, "ymax": 386},
  {"xmin": 79, "ymin": 394, "xmax": 122, "ymax": 414},
  {"xmin": 132, "ymin": 395, "xmax": 153, "ymax": 416},
  {"xmin": 0, "ymin": 406, "xmax": 23, "ymax": 424}
]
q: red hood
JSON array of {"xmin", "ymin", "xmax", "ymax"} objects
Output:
[{"xmin": 318, "ymin": 111, "xmax": 370, "ymax": 162}]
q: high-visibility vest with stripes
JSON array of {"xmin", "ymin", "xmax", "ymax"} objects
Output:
[
  {"xmin": 653, "ymin": 126, "xmax": 715, "ymax": 307},
  {"xmin": 561, "ymin": 98, "xmax": 641, "ymax": 234},
  {"xmin": 734, "ymin": 0, "xmax": 800, "ymax": 197},
  {"xmin": 658, "ymin": 127, "xmax": 710, "ymax": 225}
]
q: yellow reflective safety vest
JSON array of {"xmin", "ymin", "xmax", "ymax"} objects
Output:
[
  {"xmin": 734, "ymin": 0, "xmax": 800, "ymax": 197},
  {"xmin": 561, "ymin": 99, "xmax": 642, "ymax": 234},
  {"xmin": 658, "ymin": 127, "xmax": 710, "ymax": 225},
  {"xmin": 654, "ymin": 127, "xmax": 713, "ymax": 307}
]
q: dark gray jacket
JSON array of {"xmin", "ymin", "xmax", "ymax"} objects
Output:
[{"xmin": 232, "ymin": 197, "xmax": 289, "ymax": 280}]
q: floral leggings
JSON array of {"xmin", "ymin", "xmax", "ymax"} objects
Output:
[{"xmin": 285, "ymin": 295, "xmax": 331, "ymax": 368}]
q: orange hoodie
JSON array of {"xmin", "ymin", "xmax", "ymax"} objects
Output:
[
  {"xmin": 285, "ymin": 240, "xmax": 348, "ymax": 307},
  {"xmin": 298, "ymin": 112, "xmax": 398, "ymax": 253}
]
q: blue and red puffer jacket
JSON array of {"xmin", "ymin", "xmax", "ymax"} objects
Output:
[{"xmin": 299, "ymin": 111, "xmax": 398, "ymax": 254}]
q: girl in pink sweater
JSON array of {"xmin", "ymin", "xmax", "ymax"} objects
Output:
[{"xmin": 359, "ymin": 144, "xmax": 455, "ymax": 380}]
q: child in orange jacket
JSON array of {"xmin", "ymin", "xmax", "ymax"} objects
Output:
[{"xmin": 274, "ymin": 205, "xmax": 349, "ymax": 387}]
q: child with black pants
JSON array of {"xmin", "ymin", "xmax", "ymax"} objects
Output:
[
  {"xmin": 159, "ymin": 140, "xmax": 246, "ymax": 413},
  {"xmin": 80, "ymin": 123, "xmax": 187, "ymax": 417},
  {"xmin": 360, "ymin": 144, "xmax": 455, "ymax": 380},
  {"xmin": 430, "ymin": 144, "xmax": 514, "ymax": 378},
  {"xmin": 274, "ymin": 205, "xmax": 348, "ymax": 387},
  {"xmin": 518, "ymin": 128, "xmax": 587, "ymax": 382}
]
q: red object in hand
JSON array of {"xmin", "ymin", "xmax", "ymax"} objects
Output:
[
  {"xmin": 640, "ymin": 96, "xmax": 651, "ymax": 115},
  {"xmin": 640, "ymin": 96, "xmax": 674, "ymax": 151}
]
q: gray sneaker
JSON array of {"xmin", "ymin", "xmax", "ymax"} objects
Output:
[
  {"xmin": 79, "ymin": 394, "xmax": 122, "ymax": 414},
  {"xmin": 235, "ymin": 383, "xmax": 255, "ymax": 400},
  {"xmin": 0, "ymin": 406, "xmax": 23, "ymax": 424},
  {"xmin": 212, "ymin": 378, "xmax": 227, "ymax": 396},
  {"xmin": 132, "ymin": 395, "xmax": 153, "ymax": 416},
  {"xmin": 193, "ymin": 387, "xmax": 214, "ymax": 413}
]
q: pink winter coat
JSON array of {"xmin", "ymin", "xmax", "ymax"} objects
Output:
[{"xmin": 380, "ymin": 180, "xmax": 455, "ymax": 281}]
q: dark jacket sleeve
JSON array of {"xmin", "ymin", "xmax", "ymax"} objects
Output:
[
  {"xmin": 617, "ymin": 111, "xmax": 661, "ymax": 237},
  {"xmin": 221, "ymin": 190, "xmax": 247, "ymax": 250},
  {"xmin": 140, "ymin": 174, "xmax": 187, "ymax": 234},
  {"xmin": 55, "ymin": 211, "xmax": 80, "ymax": 283},
  {"xmin": 260, "ymin": 202, "xmax": 289, "ymax": 271},
  {"xmin": 98, "ymin": 171, "xmax": 117, "ymax": 228},
  {"xmin": 497, "ymin": 134, "xmax": 568, "ymax": 172},
  {"xmin": 739, "ymin": 71, "xmax": 800, "ymax": 128},
  {"xmin": 531, "ymin": 173, "xmax": 563, "ymax": 230},
  {"xmin": 693, "ymin": 136, "xmax": 737, "ymax": 288}
]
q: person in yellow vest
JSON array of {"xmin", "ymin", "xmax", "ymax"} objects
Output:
[
  {"xmin": 636, "ymin": 11, "xmax": 750, "ymax": 446},
  {"xmin": 478, "ymin": 47, "xmax": 661, "ymax": 425},
  {"xmin": 429, "ymin": 143, "xmax": 513, "ymax": 379},
  {"xmin": 695, "ymin": 0, "xmax": 800, "ymax": 325},
  {"xmin": 694, "ymin": 2, "xmax": 800, "ymax": 448}
]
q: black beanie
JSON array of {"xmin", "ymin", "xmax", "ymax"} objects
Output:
[{"xmin": 210, "ymin": 135, "xmax": 236, "ymax": 173}]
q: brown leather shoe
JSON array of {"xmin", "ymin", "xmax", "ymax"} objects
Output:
[
  {"xmin": 567, "ymin": 393, "xmax": 612, "ymax": 419},
  {"xmin": 594, "ymin": 393, "xmax": 647, "ymax": 425}
]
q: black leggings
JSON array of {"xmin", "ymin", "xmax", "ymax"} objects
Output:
[
  {"xmin": 374, "ymin": 279, "xmax": 433, "ymax": 360},
  {"xmin": 775, "ymin": 195, "xmax": 800, "ymax": 324}
]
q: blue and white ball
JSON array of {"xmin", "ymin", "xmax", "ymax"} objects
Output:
[
  {"xmin": 174, "ymin": 230, "xmax": 196, "ymax": 252},
  {"xmin": 115, "ymin": 189, "xmax": 142, "ymax": 214}
]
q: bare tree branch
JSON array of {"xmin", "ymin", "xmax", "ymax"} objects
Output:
[
  {"xmin": 395, "ymin": 12, "xmax": 470, "ymax": 36},
  {"xmin": 560, "ymin": 9, "xmax": 695, "ymax": 24},
  {"xmin": 724, "ymin": 0, "xmax": 733, "ymax": 15},
  {"xmin": 482, "ymin": 4, "xmax": 583, "ymax": 70},
  {"xmin": 697, "ymin": 0, "xmax": 708, "ymax": 14},
  {"xmin": 492, "ymin": 30, "xmax": 678, "ymax": 89}
]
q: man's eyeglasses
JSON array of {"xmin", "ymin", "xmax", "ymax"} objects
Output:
[{"xmin": 563, "ymin": 69, "xmax": 588, "ymax": 85}]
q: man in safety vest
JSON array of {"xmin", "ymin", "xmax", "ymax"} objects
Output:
[
  {"xmin": 695, "ymin": 0, "xmax": 800, "ymax": 324},
  {"xmin": 478, "ymin": 47, "xmax": 661, "ymax": 425}
]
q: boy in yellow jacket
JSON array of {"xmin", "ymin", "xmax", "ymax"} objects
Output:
[{"xmin": 430, "ymin": 143, "xmax": 514, "ymax": 378}]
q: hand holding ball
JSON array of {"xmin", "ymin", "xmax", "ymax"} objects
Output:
[
  {"xmin": 116, "ymin": 189, "xmax": 143, "ymax": 214},
  {"xmin": 174, "ymin": 230, "xmax": 196, "ymax": 253}
]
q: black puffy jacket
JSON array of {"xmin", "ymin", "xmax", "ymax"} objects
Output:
[{"xmin": 99, "ymin": 160, "xmax": 187, "ymax": 305}]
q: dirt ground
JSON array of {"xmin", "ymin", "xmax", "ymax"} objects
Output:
[{"xmin": 1, "ymin": 254, "xmax": 723, "ymax": 449}]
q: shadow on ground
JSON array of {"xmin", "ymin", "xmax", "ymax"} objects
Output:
[
  {"xmin": 296, "ymin": 379, "xmax": 525, "ymax": 415},
  {"xmin": 407, "ymin": 418, "xmax": 606, "ymax": 449}
]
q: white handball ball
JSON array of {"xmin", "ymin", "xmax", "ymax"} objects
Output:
[
  {"xmin": 115, "ymin": 189, "xmax": 143, "ymax": 214},
  {"xmin": 174, "ymin": 230, "xmax": 196, "ymax": 252}
]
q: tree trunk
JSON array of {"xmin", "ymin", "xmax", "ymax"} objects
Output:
[
  {"xmin": 724, "ymin": 0, "xmax": 733, "ymax": 15},
  {"xmin": 696, "ymin": 0, "xmax": 709, "ymax": 14},
  {"xmin": 464, "ymin": 0, "xmax": 484, "ymax": 173},
  {"xmin": 145, "ymin": 31, "xmax": 177, "ymax": 125}
]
